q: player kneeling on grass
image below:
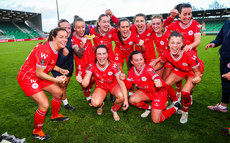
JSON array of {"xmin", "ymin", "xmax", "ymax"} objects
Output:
[
  {"xmin": 76, "ymin": 45, "xmax": 129, "ymax": 121},
  {"xmin": 152, "ymin": 31, "xmax": 203, "ymax": 124},
  {"xmin": 120, "ymin": 51, "xmax": 180, "ymax": 123},
  {"xmin": 17, "ymin": 27, "xmax": 70, "ymax": 141}
]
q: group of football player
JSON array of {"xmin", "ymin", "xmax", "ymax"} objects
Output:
[{"xmin": 17, "ymin": 3, "xmax": 207, "ymax": 141}]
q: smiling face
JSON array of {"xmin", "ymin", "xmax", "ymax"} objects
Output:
[
  {"xmin": 96, "ymin": 47, "xmax": 108, "ymax": 66},
  {"xmin": 134, "ymin": 16, "xmax": 146, "ymax": 32},
  {"xmin": 98, "ymin": 16, "xmax": 110, "ymax": 33},
  {"xmin": 168, "ymin": 36, "xmax": 183, "ymax": 56},
  {"xmin": 152, "ymin": 18, "xmax": 163, "ymax": 34},
  {"xmin": 118, "ymin": 21, "xmax": 130, "ymax": 38},
  {"xmin": 179, "ymin": 7, "xmax": 192, "ymax": 26},
  {"xmin": 131, "ymin": 53, "xmax": 145, "ymax": 72},
  {"xmin": 59, "ymin": 22, "xmax": 71, "ymax": 38},
  {"xmin": 74, "ymin": 21, "xmax": 85, "ymax": 37},
  {"xmin": 53, "ymin": 30, "xmax": 68, "ymax": 50}
]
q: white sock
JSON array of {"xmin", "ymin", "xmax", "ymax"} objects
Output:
[
  {"xmin": 148, "ymin": 105, "xmax": 151, "ymax": 110},
  {"xmin": 219, "ymin": 105, "xmax": 227, "ymax": 109},
  {"xmin": 86, "ymin": 96, "xmax": 91, "ymax": 101},
  {"xmin": 62, "ymin": 99, "xmax": 68, "ymax": 106}
]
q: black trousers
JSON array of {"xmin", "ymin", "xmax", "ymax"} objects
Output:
[{"xmin": 220, "ymin": 60, "xmax": 230, "ymax": 104}]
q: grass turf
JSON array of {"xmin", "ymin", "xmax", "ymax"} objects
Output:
[{"xmin": 0, "ymin": 36, "xmax": 229, "ymax": 143}]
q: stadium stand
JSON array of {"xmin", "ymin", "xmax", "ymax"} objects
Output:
[{"xmin": 0, "ymin": 9, "xmax": 46, "ymax": 41}]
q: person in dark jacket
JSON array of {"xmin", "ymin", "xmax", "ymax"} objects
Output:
[{"xmin": 206, "ymin": 18, "xmax": 230, "ymax": 112}]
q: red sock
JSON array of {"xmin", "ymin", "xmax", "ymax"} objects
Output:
[
  {"xmin": 51, "ymin": 97, "xmax": 61, "ymax": 117},
  {"xmin": 129, "ymin": 84, "xmax": 135, "ymax": 93},
  {"xmin": 166, "ymin": 84, "xmax": 178, "ymax": 102},
  {"xmin": 160, "ymin": 107, "xmax": 176, "ymax": 122},
  {"xmin": 82, "ymin": 88, "xmax": 91, "ymax": 98},
  {"xmin": 176, "ymin": 81, "xmax": 182, "ymax": 93},
  {"xmin": 131, "ymin": 102, "xmax": 150, "ymax": 110},
  {"xmin": 111, "ymin": 104, "xmax": 122, "ymax": 112},
  {"xmin": 182, "ymin": 91, "xmax": 191, "ymax": 112},
  {"xmin": 34, "ymin": 108, "xmax": 47, "ymax": 132}
]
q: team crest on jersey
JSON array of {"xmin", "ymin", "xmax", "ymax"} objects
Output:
[
  {"xmin": 182, "ymin": 63, "xmax": 188, "ymax": 66},
  {"xmin": 160, "ymin": 41, "xmax": 164, "ymax": 45},
  {"xmin": 188, "ymin": 30, "xmax": 193, "ymax": 35},
  {"xmin": 32, "ymin": 83, "xmax": 38, "ymax": 89},
  {"xmin": 141, "ymin": 77, "xmax": 147, "ymax": 81},
  {"xmin": 115, "ymin": 57, "xmax": 119, "ymax": 61},
  {"xmin": 108, "ymin": 71, "xmax": 113, "ymax": 75},
  {"xmin": 147, "ymin": 33, "xmax": 151, "ymax": 37},
  {"xmin": 41, "ymin": 59, "xmax": 45, "ymax": 65},
  {"xmin": 129, "ymin": 41, "xmax": 133, "ymax": 45}
]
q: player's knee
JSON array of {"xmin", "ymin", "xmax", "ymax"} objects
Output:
[
  {"xmin": 39, "ymin": 102, "xmax": 49, "ymax": 111},
  {"xmin": 151, "ymin": 116, "xmax": 160, "ymax": 123},
  {"xmin": 91, "ymin": 99, "xmax": 101, "ymax": 107},
  {"xmin": 129, "ymin": 96, "xmax": 137, "ymax": 104},
  {"xmin": 52, "ymin": 87, "xmax": 63, "ymax": 98}
]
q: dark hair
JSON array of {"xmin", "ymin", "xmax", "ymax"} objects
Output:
[
  {"xmin": 168, "ymin": 31, "xmax": 185, "ymax": 49},
  {"xmin": 151, "ymin": 14, "xmax": 165, "ymax": 34},
  {"xmin": 73, "ymin": 17, "xmax": 85, "ymax": 28},
  {"xmin": 127, "ymin": 51, "xmax": 143, "ymax": 70},
  {"xmin": 118, "ymin": 18, "xmax": 130, "ymax": 45},
  {"xmin": 58, "ymin": 19, "xmax": 69, "ymax": 27},
  {"xmin": 47, "ymin": 27, "xmax": 67, "ymax": 41},
  {"xmin": 95, "ymin": 14, "xmax": 110, "ymax": 35},
  {"xmin": 95, "ymin": 45, "xmax": 109, "ymax": 62},
  {"xmin": 134, "ymin": 13, "xmax": 146, "ymax": 22},
  {"xmin": 175, "ymin": 3, "xmax": 192, "ymax": 14}
]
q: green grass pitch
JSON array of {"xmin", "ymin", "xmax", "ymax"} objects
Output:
[{"xmin": 0, "ymin": 36, "xmax": 229, "ymax": 143}]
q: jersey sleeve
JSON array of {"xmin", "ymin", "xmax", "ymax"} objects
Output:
[
  {"xmin": 110, "ymin": 15, "xmax": 119, "ymax": 26},
  {"xmin": 164, "ymin": 16, "xmax": 174, "ymax": 26},
  {"xmin": 194, "ymin": 20, "xmax": 202, "ymax": 36},
  {"xmin": 146, "ymin": 67, "xmax": 161, "ymax": 81},
  {"xmin": 125, "ymin": 70, "xmax": 134, "ymax": 89},
  {"xmin": 35, "ymin": 48, "xmax": 50, "ymax": 69},
  {"xmin": 86, "ymin": 63, "xmax": 94, "ymax": 74},
  {"xmin": 188, "ymin": 51, "xmax": 200, "ymax": 69},
  {"xmin": 111, "ymin": 62, "xmax": 121, "ymax": 76}
]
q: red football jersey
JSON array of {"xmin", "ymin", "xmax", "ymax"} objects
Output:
[
  {"xmin": 72, "ymin": 35, "xmax": 95, "ymax": 70},
  {"xmin": 109, "ymin": 29, "xmax": 140, "ymax": 56},
  {"xmin": 86, "ymin": 61, "xmax": 121, "ymax": 90},
  {"xmin": 152, "ymin": 28, "xmax": 172, "ymax": 57},
  {"xmin": 131, "ymin": 25, "xmax": 156, "ymax": 63},
  {"xmin": 167, "ymin": 19, "xmax": 201, "ymax": 50},
  {"xmin": 161, "ymin": 49, "xmax": 200, "ymax": 72},
  {"xmin": 90, "ymin": 27, "xmax": 115, "ymax": 60},
  {"xmin": 127, "ymin": 64, "xmax": 163, "ymax": 95},
  {"xmin": 17, "ymin": 41, "xmax": 58, "ymax": 81}
]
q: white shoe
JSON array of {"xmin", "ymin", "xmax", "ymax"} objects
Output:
[
  {"xmin": 176, "ymin": 109, "xmax": 183, "ymax": 114},
  {"xmin": 111, "ymin": 109, "xmax": 120, "ymax": 121},
  {"xmin": 141, "ymin": 110, "xmax": 151, "ymax": 118},
  {"xmin": 180, "ymin": 111, "xmax": 188, "ymax": 124}
]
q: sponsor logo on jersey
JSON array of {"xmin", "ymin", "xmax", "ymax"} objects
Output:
[
  {"xmin": 182, "ymin": 63, "xmax": 188, "ymax": 66},
  {"xmin": 51, "ymin": 60, "xmax": 55, "ymax": 64},
  {"xmin": 32, "ymin": 83, "xmax": 39, "ymax": 89},
  {"xmin": 160, "ymin": 41, "xmax": 164, "ymax": 45},
  {"xmin": 108, "ymin": 71, "xmax": 113, "ymax": 75},
  {"xmin": 141, "ymin": 77, "xmax": 147, "ymax": 81},
  {"xmin": 41, "ymin": 53, "xmax": 48, "ymax": 59},
  {"xmin": 147, "ymin": 33, "xmax": 151, "ymax": 37},
  {"xmin": 188, "ymin": 30, "xmax": 193, "ymax": 35},
  {"xmin": 129, "ymin": 41, "xmax": 133, "ymax": 45}
]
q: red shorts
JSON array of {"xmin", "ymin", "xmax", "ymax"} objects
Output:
[
  {"xmin": 18, "ymin": 79, "xmax": 54, "ymax": 96},
  {"xmin": 172, "ymin": 60, "xmax": 204, "ymax": 78},
  {"xmin": 140, "ymin": 87, "xmax": 168, "ymax": 110},
  {"xmin": 95, "ymin": 83, "xmax": 118, "ymax": 94},
  {"xmin": 114, "ymin": 51, "xmax": 133, "ymax": 64},
  {"xmin": 164, "ymin": 62, "xmax": 174, "ymax": 69}
]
